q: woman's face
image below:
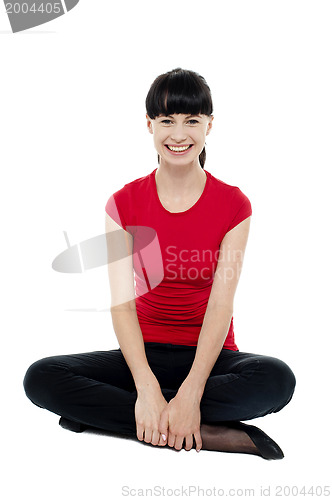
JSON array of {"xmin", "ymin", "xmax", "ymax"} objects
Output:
[{"xmin": 146, "ymin": 113, "xmax": 213, "ymax": 166}]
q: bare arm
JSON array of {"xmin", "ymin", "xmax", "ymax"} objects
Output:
[
  {"xmin": 183, "ymin": 215, "xmax": 251, "ymax": 394},
  {"xmin": 159, "ymin": 216, "xmax": 251, "ymax": 451},
  {"xmin": 105, "ymin": 213, "xmax": 168, "ymax": 445}
]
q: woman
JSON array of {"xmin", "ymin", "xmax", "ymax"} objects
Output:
[{"xmin": 23, "ymin": 68, "xmax": 296, "ymax": 459}]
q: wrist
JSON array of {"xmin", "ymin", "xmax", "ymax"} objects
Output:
[
  {"xmin": 178, "ymin": 377, "xmax": 205, "ymax": 401},
  {"xmin": 135, "ymin": 371, "xmax": 160, "ymax": 393}
]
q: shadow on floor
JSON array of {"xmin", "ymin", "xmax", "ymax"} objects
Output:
[{"xmin": 61, "ymin": 422, "xmax": 177, "ymax": 452}]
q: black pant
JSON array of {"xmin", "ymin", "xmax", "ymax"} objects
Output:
[{"xmin": 23, "ymin": 343, "xmax": 296, "ymax": 436}]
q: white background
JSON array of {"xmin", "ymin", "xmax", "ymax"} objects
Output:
[{"xmin": 1, "ymin": 1, "xmax": 331, "ymax": 499}]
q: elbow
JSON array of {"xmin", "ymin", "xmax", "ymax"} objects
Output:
[
  {"xmin": 110, "ymin": 299, "xmax": 137, "ymax": 314},
  {"xmin": 208, "ymin": 302, "xmax": 233, "ymax": 316}
]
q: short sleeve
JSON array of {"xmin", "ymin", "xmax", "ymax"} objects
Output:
[
  {"xmin": 227, "ymin": 187, "xmax": 252, "ymax": 232},
  {"xmin": 105, "ymin": 192, "xmax": 126, "ymax": 230}
]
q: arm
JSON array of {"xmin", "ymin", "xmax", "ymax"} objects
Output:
[
  {"xmin": 159, "ymin": 216, "xmax": 251, "ymax": 451},
  {"xmin": 105, "ymin": 213, "xmax": 168, "ymax": 446}
]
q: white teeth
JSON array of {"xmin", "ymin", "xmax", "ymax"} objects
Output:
[{"xmin": 168, "ymin": 145, "xmax": 191, "ymax": 152}]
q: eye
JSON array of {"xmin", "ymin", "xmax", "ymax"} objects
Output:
[
  {"xmin": 187, "ymin": 119, "xmax": 199, "ymax": 125},
  {"xmin": 161, "ymin": 119, "xmax": 173, "ymax": 125}
]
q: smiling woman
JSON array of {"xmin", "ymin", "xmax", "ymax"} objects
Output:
[
  {"xmin": 23, "ymin": 67, "xmax": 296, "ymax": 460},
  {"xmin": 145, "ymin": 69, "xmax": 213, "ymax": 168}
]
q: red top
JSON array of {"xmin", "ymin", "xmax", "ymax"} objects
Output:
[{"xmin": 105, "ymin": 168, "xmax": 252, "ymax": 350}]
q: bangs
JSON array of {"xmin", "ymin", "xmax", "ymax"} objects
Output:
[{"xmin": 146, "ymin": 68, "xmax": 213, "ymax": 119}]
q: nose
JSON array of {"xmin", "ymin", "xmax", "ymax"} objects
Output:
[{"xmin": 170, "ymin": 123, "xmax": 187, "ymax": 142}]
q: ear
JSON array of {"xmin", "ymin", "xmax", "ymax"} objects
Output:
[
  {"xmin": 146, "ymin": 114, "xmax": 154, "ymax": 135},
  {"xmin": 206, "ymin": 115, "xmax": 214, "ymax": 136}
]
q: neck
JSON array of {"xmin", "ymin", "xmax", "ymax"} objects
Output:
[{"xmin": 155, "ymin": 161, "xmax": 206, "ymax": 197}]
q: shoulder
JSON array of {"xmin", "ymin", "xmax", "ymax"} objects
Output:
[
  {"xmin": 105, "ymin": 170, "xmax": 155, "ymax": 225},
  {"xmin": 112, "ymin": 170, "xmax": 154, "ymax": 200},
  {"xmin": 205, "ymin": 169, "xmax": 251, "ymax": 203}
]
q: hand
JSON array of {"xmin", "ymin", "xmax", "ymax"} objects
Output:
[
  {"xmin": 135, "ymin": 383, "xmax": 168, "ymax": 447},
  {"xmin": 159, "ymin": 385, "xmax": 203, "ymax": 452}
]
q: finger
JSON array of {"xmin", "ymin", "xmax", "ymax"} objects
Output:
[
  {"xmin": 167, "ymin": 432, "xmax": 176, "ymax": 448},
  {"xmin": 136, "ymin": 424, "xmax": 144, "ymax": 442},
  {"xmin": 174, "ymin": 435, "xmax": 184, "ymax": 451},
  {"xmin": 151, "ymin": 429, "xmax": 160, "ymax": 446},
  {"xmin": 194, "ymin": 430, "xmax": 203, "ymax": 452},
  {"xmin": 184, "ymin": 434, "xmax": 193, "ymax": 451},
  {"xmin": 157, "ymin": 433, "xmax": 167, "ymax": 446},
  {"xmin": 158, "ymin": 409, "xmax": 168, "ymax": 442},
  {"xmin": 144, "ymin": 428, "xmax": 152, "ymax": 444}
]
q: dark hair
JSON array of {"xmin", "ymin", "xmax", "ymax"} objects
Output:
[{"xmin": 145, "ymin": 68, "xmax": 213, "ymax": 169}]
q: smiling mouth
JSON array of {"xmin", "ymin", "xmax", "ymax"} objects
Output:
[{"xmin": 165, "ymin": 144, "xmax": 193, "ymax": 152}]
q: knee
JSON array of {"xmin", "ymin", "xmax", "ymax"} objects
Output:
[
  {"xmin": 258, "ymin": 356, "xmax": 296, "ymax": 410},
  {"xmin": 23, "ymin": 356, "xmax": 62, "ymax": 407}
]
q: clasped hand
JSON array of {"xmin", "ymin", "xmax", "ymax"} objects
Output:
[{"xmin": 135, "ymin": 384, "xmax": 202, "ymax": 452}]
